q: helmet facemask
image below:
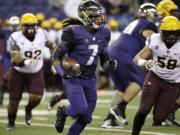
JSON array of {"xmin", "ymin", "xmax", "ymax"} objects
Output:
[
  {"xmin": 22, "ymin": 24, "xmax": 37, "ymax": 41},
  {"xmin": 78, "ymin": 0, "xmax": 106, "ymax": 30},
  {"xmin": 161, "ymin": 30, "xmax": 180, "ymax": 48},
  {"xmin": 160, "ymin": 16, "xmax": 180, "ymax": 48}
]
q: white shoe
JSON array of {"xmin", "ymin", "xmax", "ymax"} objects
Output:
[
  {"xmin": 110, "ymin": 108, "xmax": 128, "ymax": 125},
  {"xmin": 101, "ymin": 119, "xmax": 124, "ymax": 129}
]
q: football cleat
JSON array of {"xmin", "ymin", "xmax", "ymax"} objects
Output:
[
  {"xmin": 153, "ymin": 113, "xmax": 180, "ymax": 127},
  {"xmin": 110, "ymin": 107, "xmax": 128, "ymax": 125},
  {"xmin": 167, "ymin": 113, "xmax": 180, "ymax": 127},
  {"xmin": 101, "ymin": 119, "xmax": 124, "ymax": 129},
  {"xmin": 6, "ymin": 123, "xmax": 15, "ymax": 130},
  {"xmin": 152, "ymin": 119, "xmax": 173, "ymax": 126},
  {"xmin": 47, "ymin": 93, "xmax": 67, "ymax": 111},
  {"xmin": 47, "ymin": 95, "xmax": 61, "ymax": 111},
  {"xmin": 25, "ymin": 107, "xmax": 32, "ymax": 125},
  {"xmin": 55, "ymin": 106, "xmax": 67, "ymax": 133},
  {"xmin": 168, "ymin": 119, "xmax": 180, "ymax": 127}
]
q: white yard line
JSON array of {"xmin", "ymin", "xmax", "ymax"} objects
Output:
[
  {"xmin": 0, "ymin": 120, "xmax": 176, "ymax": 135},
  {"xmin": 4, "ymin": 99, "xmax": 180, "ymax": 112},
  {"xmin": 3, "ymin": 91, "xmax": 116, "ymax": 98},
  {"xmin": 0, "ymin": 109, "xmax": 102, "ymax": 119}
]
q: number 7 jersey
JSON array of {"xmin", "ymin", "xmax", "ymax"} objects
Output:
[
  {"xmin": 59, "ymin": 25, "xmax": 110, "ymax": 78},
  {"xmin": 146, "ymin": 33, "xmax": 180, "ymax": 83},
  {"xmin": 8, "ymin": 28, "xmax": 50, "ymax": 73}
]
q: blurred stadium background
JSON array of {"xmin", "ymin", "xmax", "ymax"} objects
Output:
[{"xmin": 0, "ymin": 0, "xmax": 179, "ymax": 135}]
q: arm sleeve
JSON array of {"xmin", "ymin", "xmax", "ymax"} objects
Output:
[
  {"xmin": 143, "ymin": 22, "xmax": 158, "ymax": 33},
  {"xmin": 99, "ymin": 30, "xmax": 111, "ymax": 66},
  {"xmin": 99, "ymin": 29, "xmax": 111, "ymax": 67},
  {"xmin": 52, "ymin": 27, "xmax": 76, "ymax": 60},
  {"xmin": 99, "ymin": 46, "xmax": 109, "ymax": 67},
  {"xmin": 8, "ymin": 36, "xmax": 20, "ymax": 51},
  {"xmin": 60, "ymin": 27, "xmax": 76, "ymax": 53}
]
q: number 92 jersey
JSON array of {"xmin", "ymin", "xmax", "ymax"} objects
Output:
[
  {"xmin": 146, "ymin": 33, "xmax": 180, "ymax": 83},
  {"xmin": 8, "ymin": 28, "xmax": 50, "ymax": 73}
]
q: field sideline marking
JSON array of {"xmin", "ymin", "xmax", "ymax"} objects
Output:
[
  {"xmin": 0, "ymin": 120, "xmax": 176, "ymax": 135},
  {"xmin": 0, "ymin": 109, "xmax": 101, "ymax": 120}
]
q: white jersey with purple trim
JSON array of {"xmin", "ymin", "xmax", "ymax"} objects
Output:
[
  {"xmin": 9, "ymin": 28, "xmax": 50, "ymax": 73},
  {"xmin": 146, "ymin": 33, "xmax": 180, "ymax": 83}
]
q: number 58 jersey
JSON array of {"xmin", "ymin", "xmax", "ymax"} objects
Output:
[
  {"xmin": 146, "ymin": 33, "xmax": 180, "ymax": 83},
  {"xmin": 9, "ymin": 28, "xmax": 50, "ymax": 73}
]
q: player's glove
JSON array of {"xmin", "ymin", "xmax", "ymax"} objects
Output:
[
  {"xmin": 103, "ymin": 59, "xmax": 117, "ymax": 71},
  {"xmin": 24, "ymin": 58, "xmax": 38, "ymax": 67},
  {"xmin": 62, "ymin": 18, "xmax": 83, "ymax": 27}
]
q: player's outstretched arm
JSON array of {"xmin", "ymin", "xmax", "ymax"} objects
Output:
[
  {"xmin": 10, "ymin": 38, "xmax": 37, "ymax": 67},
  {"xmin": 9, "ymin": 41, "xmax": 23, "ymax": 66},
  {"xmin": 133, "ymin": 46, "xmax": 153, "ymax": 69}
]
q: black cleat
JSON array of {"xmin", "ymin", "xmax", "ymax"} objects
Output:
[
  {"xmin": 55, "ymin": 106, "xmax": 67, "ymax": 133},
  {"xmin": 167, "ymin": 113, "xmax": 180, "ymax": 127},
  {"xmin": 6, "ymin": 123, "xmax": 15, "ymax": 130},
  {"xmin": 110, "ymin": 107, "xmax": 128, "ymax": 125},
  {"xmin": 101, "ymin": 119, "xmax": 124, "ymax": 129},
  {"xmin": 48, "ymin": 93, "xmax": 67, "ymax": 111},
  {"xmin": 25, "ymin": 107, "xmax": 32, "ymax": 125},
  {"xmin": 48, "ymin": 95, "xmax": 59, "ymax": 111}
]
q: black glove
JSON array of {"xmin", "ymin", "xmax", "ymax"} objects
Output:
[
  {"xmin": 103, "ymin": 59, "xmax": 117, "ymax": 71},
  {"xmin": 62, "ymin": 18, "xmax": 83, "ymax": 27}
]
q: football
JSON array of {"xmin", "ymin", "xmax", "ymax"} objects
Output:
[{"xmin": 61, "ymin": 57, "xmax": 80, "ymax": 75}]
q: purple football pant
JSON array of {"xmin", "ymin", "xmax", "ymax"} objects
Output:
[{"xmin": 64, "ymin": 78, "xmax": 97, "ymax": 135}]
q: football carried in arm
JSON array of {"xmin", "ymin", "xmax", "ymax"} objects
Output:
[{"xmin": 61, "ymin": 57, "xmax": 80, "ymax": 75}]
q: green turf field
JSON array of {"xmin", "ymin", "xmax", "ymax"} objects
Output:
[{"xmin": 0, "ymin": 92, "xmax": 179, "ymax": 135}]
